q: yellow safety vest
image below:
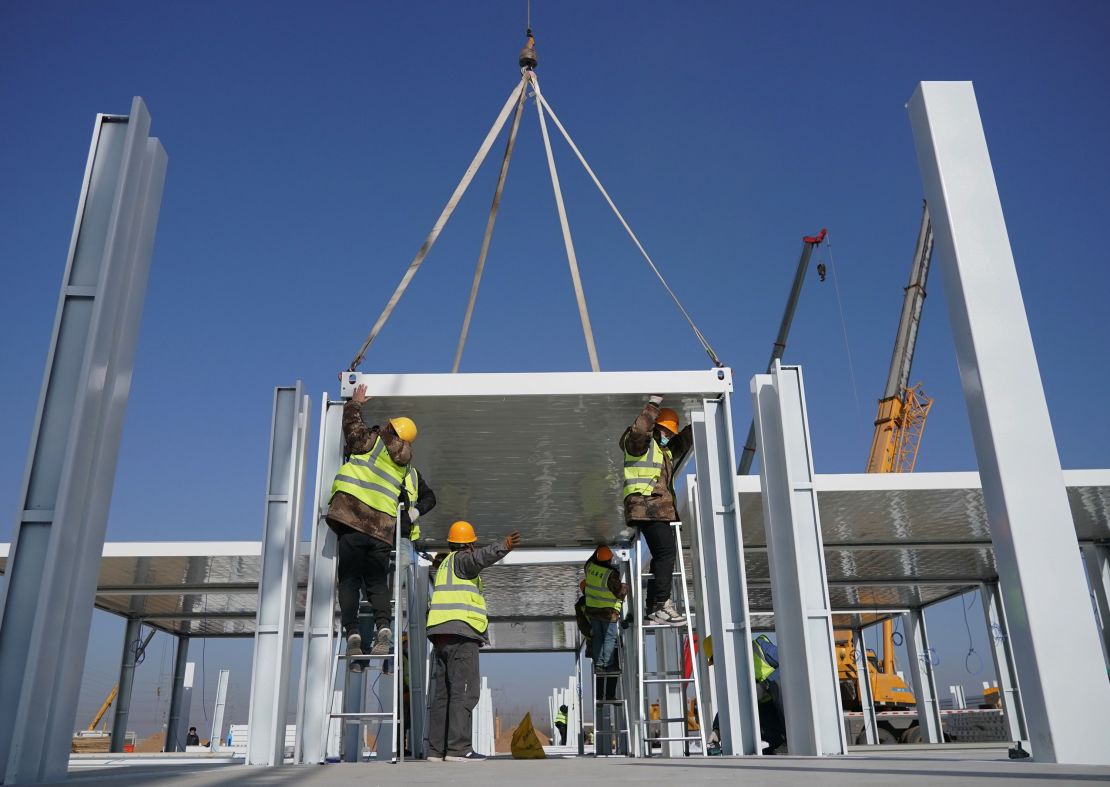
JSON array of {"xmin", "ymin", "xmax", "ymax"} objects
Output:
[
  {"xmin": 584, "ymin": 561, "xmax": 622, "ymax": 612},
  {"xmin": 753, "ymin": 635, "xmax": 776, "ymax": 683},
  {"xmin": 555, "ymin": 710, "xmax": 567, "ymax": 725},
  {"xmin": 623, "ymin": 437, "xmax": 668, "ymax": 499},
  {"xmin": 427, "ymin": 552, "xmax": 488, "ymax": 634},
  {"xmin": 330, "ymin": 436, "xmax": 417, "ymax": 519}
]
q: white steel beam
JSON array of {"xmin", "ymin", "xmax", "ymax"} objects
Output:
[
  {"xmin": 981, "ymin": 582, "xmax": 1027, "ymax": 742},
  {"xmin": 751, "ymin": 363, "xmax": 846, "ymax": 756},
  {"xmin": 1082, "ymin": 545, "xmax": 1110, "ymax": 669},
  {"xmin": 210, "ymin": 669, "xmax": 230, "ymax": 752},
  {"xmin": 908, "ymin": 81, "xmax": 1110, "ymax": 764},
  {"xmin": 164, "ymin": 637, "xmax": 190, "ymax": 752},
  {"xmin": 854, "ymin": 627, "xmax": 878, "ymax": 745},
  {"xmin": 902, "ymin": 608, "xmax": 943, "ymax": 744},
  {"xmin": 691, "ymin": 391, "xmax": 760, "ymax": 755},
  {"xmin": 683, "ymin": 479, "xmax": 718, "ymax": 726},
  {"xmin": 0, "ymin": 97, "xmax": 167, "ymax": 785},
  {"xmin": 246, "ymin": 384, "xmax": 311, "ymax": 766},
  {"xmin": 295, "ymin": 397, "xmax": 343, "ymax": 764}
]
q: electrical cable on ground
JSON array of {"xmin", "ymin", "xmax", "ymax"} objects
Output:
[
  {"xmin": 537, "ymin": 91, "xmax": 725, "ymax": 368},
  {"xmin": 348, "ymin": 77, "xmax": 529, "ymax": 371},
  {"xmin": 823, "ymin": 232, "xmax": 864, "ymax": 424},
  {"xmin": 453, "ymin": 82, "xmax": 528, "ymax": 373}
]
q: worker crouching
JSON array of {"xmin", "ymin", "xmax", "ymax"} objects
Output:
[{"xmin": 426, "ymin": 521, "xmax": 520, "ymax": 762}]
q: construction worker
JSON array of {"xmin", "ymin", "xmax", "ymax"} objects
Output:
[
  {"xmin": 583, "ymin": 546, "xmax": 627, "ymax": 675},
  {"xmin": 702, "ymin": 634, "xmax": 787, "ymax": 755},
  {"xmin": 574, "ymin": 579, "xmax": 592, "ymax": 652},
  {"xmin": 555, "ymin": 704, "xmax": 569, "ymax": 746},
  {"xmin": 620, "ymin": 395, "xmax": 693, "ymax": 625},
  {"xmin": 426, "ymin": 521, "xmax": 520, "ymax": 762},
  {"xmin": 326, "ymin": 383, "xmax": 436, "ymax": 667}
]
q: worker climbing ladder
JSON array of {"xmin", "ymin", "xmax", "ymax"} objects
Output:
[
  {"xmin": 631, "ymin": 522, "xmax": 707, "ymax": 757},
  {"xmin": 322, "ymin": 506, "xmax": 410, "ymax": 764}
]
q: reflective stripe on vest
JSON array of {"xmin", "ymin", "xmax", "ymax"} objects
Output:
[
  {"xmin": 584, "ymin": 562, "xmax": 621, "ymax": 612},
  {"xmin": 622, "ymin": 437, "xmax": 668, "ymax": 499},
  {"xmin": 555, "ymin": 711, "xmax": 567, "ymax": 725},
  {"xmin": 427, "ymin": 552, "xmax": 488, "ymax": 634},
  {"xmin": 330, "ymin": 437, "xmax": 416, "ymax": 517}
]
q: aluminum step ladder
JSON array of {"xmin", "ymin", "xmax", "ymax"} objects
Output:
[
  {"xmin": 631, "ymin": 521, "xmax": 707, "ymax": 757},
  {"xmin": 592, "ymin": 627, "xmax": 632, "ymax": 756},
  {"xmin": 323, "ymin": 506, "xmax": 409, "ymax": 764}
]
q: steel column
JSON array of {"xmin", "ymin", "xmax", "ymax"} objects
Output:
[
  {"xmin": 110, "ymin": 619, "xmax": 142, "ymax": 752},
  {"xmin": 408, "ymin": 563, "xmax": 430, "ymax": 759},
  {"xmin": 902, "ymin": 608, "xmax": 943, "ymax": 743},
  {"xmin": 981, "ymin": 582, "xmax": 1027, "ymax": 742},
  {"xmin": 1082, "ymin": 545, "xmax": 1110, "ymax": 669},
  {"xmin": 751, "ymin": 363, "xmax": 847, "ymax": 756},
  {"xmin": 295, "ymin": 396, "xmax": 343, "ymax": 763},
  {"xmin": 246, "ymin": 384, "xmax": 311, "ymax": 766},
  {"xmin": 684, "ymin": 480, "xmax": 718, "ymax": 725},
  {"xmin": 909, "ymin": 81, "xmax": 1110, "ymax": 764},
  {"xmin": 854, "ymin": 628, "xmax": 878, "ymax": 745},
  {"xmin": 0, "ymin": 98, "xmax": 167, "ymax": 784},
  {"xmin": 210, "ymin": 669, "xmax": 230, "ymax": 751},
  {"xmin": 164, "ymin": 637, "xmax": 190, "ymax": 752},
  {"xmin": 690, "ymin": 387, "xmax": 760, "ymax": 755}
]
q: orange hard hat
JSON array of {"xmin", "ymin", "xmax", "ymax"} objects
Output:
[
  {"xmin": 447, "ymin": 520, "xmax": 477, "ymax": 544},
  {"xmin": 579, "ymin": 579, "xmax": 586, "ymax": 592},
  {"xmin": 389, "ymin": 416, "xmax": 418, "ymax": 443},
  {"xmin": 595, "ymin": 545, "xmax": 613, "ymax": 563},
  {"xmin": 655, "ymin": 408, "xmax": 680, "ymax": 435}
]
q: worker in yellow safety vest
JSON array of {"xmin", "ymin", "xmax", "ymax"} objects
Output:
[
  {"xmin": 583, "ymin": 545, "xmax": 628, "ymax": 700},
  {"xmin": 620, "ymin": 396, "xmax": 693, "ymax": 625},
  {"xmin": 326, "ymin": 383, "xmax": 436, "ymax": 669},
  {"xmin": 702, "ymin": 634, "xmax": 788, "ymax": 754},
  {"xmin": 555, "ymin": 705, "xmax": 569, "ymax": 746},
  {"xmin": 426, "ymin": 520, "xmax": 520, "ymax": 762}
]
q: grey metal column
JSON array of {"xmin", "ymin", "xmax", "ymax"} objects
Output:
[
  {"xmin": 110, "ymin": 619, "xmax": 142, "ymax": 752},
  {"xmin": 210, "ymin": 669, "xmax": 230, "ymax": 751},
  {"xmin": 295, "ymin": 396, "xmax": 344, "ymax": 763},
  {"xmin": 902, "ymin": 608, "xmax": 943, "ymax": 743},
  {"xmin": 854, "ymin": 628, "xmax": 878, "ymax": 745},
  {"xmin": 908, "ymin": 81, "xmax": 1110, "ymax": 764},
  {"xmin": 1082, "ymin": 545, "xmax": 1110, "ymax": 669},
  {"xmin": 685, "ymin": 481, "xmax": 718, "ymax": 724},
  {"xmin": 690, "ymin": 385, "xmax": 760, "ymax": 756},
  {"xmin": 246, "ymin": 384, "xmax": 311, "ymax": 766},
  {"xmin": 164, "ymin": 637, "xmax": 190, "ymax": 751},
  {"xmin": 0, "ymin": 97, "xmax": 167, "ymax": 784},
  {"xmin": 409, "ymin": 563, "xmax": 431, "ymax": 759},
  {"xmin": 981, "ymin": 583, "xmax": 1027, "ymax": 742},
  {"xmin": 751, "ymin": 363, "xmax": 847, "ymax": 756}
]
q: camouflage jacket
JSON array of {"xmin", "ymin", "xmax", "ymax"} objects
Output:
[
  {"xmin": 619, "ymin": 400, "xmax": 693, "ymax": 523},
  {"xmin": 326, "ymin": 400, "xmax": 432, "ymax": 546}
]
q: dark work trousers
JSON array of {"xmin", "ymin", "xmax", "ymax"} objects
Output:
[
  {"xmin": 336, "ymin": 527, "xmax": 393, "ymax": 633},
  {"xmin": 636, "ymin": 520, "xmax": 677, "ymax": 606},
  {"xmin": 427, "ymin": 635, "xmax": 481, "ymax": 757},
  {"xmin": 556, "ymin": 722, "xmax": 567, "ymax": 745}
]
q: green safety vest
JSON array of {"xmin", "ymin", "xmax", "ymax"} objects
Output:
[
  {"xmin": 584, "ymin": 562, "xmax": 622, "ymax": 612},
  {"xmin": 331, "ymin": 436, "xmax": 418, "ymax": 521},
  {"xmin": 427, "ymin": 552, "xmax": 488, "ymax": 634},
  {"xmin": 752, "ymin": 635, "xmax": 776, "ymax": 683},
  {"xmin": 555, "ymin": 710, "xmax": 567, "ymax": 725},
  {"xmin": 623, "ymin": 437, "xmax": 668, "ymax": 499}
]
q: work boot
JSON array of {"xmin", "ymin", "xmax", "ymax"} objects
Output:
[
  {"xmin": 659, "ymin": 598, "xmax": 686, "ymax": 624},
  {"xmin": 445, "ymin": 751, "xmax": 487, "ymax": 762},
  {"xmin": 346, "ymin": 630, "xmax": 363, "ymax": 672},
  {"xmin": 370, "ymin": 626, "xmax": 392, "ymax": 655}
]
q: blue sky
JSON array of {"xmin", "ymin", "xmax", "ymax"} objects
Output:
[{"xmin": 2, "ymin": 1, "xmax": 1108, "ymax": 739}]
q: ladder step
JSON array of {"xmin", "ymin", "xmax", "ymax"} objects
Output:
[
  {"xmin": 644, "ymin": 736, "xmax": 700, "ymax": 742},
  {"xmin": 643, "ymin": 677, "xmax": 693, "ymax": 684},
  {"xmin": 593, "ymin": 671, "xmax": 623, "ymax": 677},
  {"xmin": 329, "ymin": 711, "xmax": 395, "ymax": 719},
  {"xmin": 595, "ymin": 699, "xmax": 625, "ymax": 705}
]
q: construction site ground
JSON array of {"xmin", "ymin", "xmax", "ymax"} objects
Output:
[{"xmin": 55, "ymin": 746, "xmax": 1110, "ymax": 786}]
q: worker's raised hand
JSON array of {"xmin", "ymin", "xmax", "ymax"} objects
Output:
[
  {"xmin": 351, "ymin": 384, "xmax": 370, "ymax": 404},
  {"xmin": 648, "ymin": 395, "xmax": 664, "ymax": 406},
  {"xmin": 504, "ymin": 531, "xmax": 522, "ymax": 551}
]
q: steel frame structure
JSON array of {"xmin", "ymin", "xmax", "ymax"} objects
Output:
[
  {"xmin": 0, "ymin": 97, "xmax": 167, "ymax": 784},
  {"xmin": 909, "ymin": 81, "xmax": 1110, "ymax": 764}
]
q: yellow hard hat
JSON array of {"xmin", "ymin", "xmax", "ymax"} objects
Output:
[
  {"xmin": 447, "ymin": 520, "xmax": 477, "ymax": 544},
  {"xmin": 595, "ymin": 545, "xmax": 613, "ymax": 562},
  {"xmin": 655, "ymin": 408, "xmax": 680, "ymax": 435},
  {"xmin": 704, "ymin": 634, "xmax": 714, "ymax": 666},
  {"xmin": 389, "ymin": 416, "xmax": 418, "ymax": 443}
]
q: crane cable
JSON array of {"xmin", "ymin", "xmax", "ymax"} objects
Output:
[
  {"xmin": 452, "ymin": 81, "xmax": 528, "ymax": 372},
  {"xmin": 348, "ymin": 76, "xmax": 529, "ymax": 371},
  {"xmin": 535, "ymin": 91, "xmax": 724, "ymax": 368}
]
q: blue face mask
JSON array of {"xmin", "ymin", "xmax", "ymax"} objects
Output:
[{"xmin": 658, "ymin": 433, "xmax": 671, "ymax": 447}]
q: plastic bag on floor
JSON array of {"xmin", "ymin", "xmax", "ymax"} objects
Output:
[{"xmin": 510, "ymin": 712, "xmax": 547, "ymax": 759}]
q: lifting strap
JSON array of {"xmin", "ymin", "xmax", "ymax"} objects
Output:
[
  {"xmin": 452, "ymin": 80, "xmax": 528, "ymax": 373},
  {"xmin": 532, "ymin": 73, "xmax": 601, "ymax": 372},
  {"xmin": 536, "ymin": 92, "xmax": 725, "ymax": 368},
  {"xmin": 348, "ymin": 76, "xmax": 529, "ymax": 371}
]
